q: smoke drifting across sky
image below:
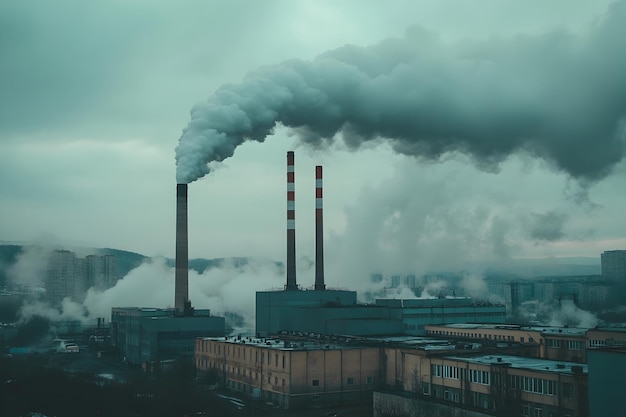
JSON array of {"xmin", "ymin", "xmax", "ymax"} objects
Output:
[{"xmin": 176, "ymin": 1, "xmax": 626, "ymax": 184}]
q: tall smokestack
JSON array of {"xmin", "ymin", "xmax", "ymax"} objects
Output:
[
  {"xmin": 175, "ymin": 183, "xmax": 189, "ymax": 314},
  {"xmin": 286, "ymin": 151, "xmax": 297, "ymax": 290},
  {"xmin": 314, "ymin": 166, "xmax": 325, "ymax": 290}
]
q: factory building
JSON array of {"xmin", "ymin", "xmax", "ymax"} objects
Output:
[
  {"xmin": 375, "ymin": 352, "xmax": 588, "ymax": 417},
  {"xmin": 425, "ymin": 323, "xmax": 626, "ymax": 364},
  {"xmin": 196, "ymin": 335, "xmax": 383, "ymax": 409},
  {"xmin": 256, "ymin": 153, "xmax": 505, "ymax": 338},
  {"xmin": 111, "ymin": 307, "xmax": 224, "ymax": 365},
  {"xmin": 110, "ymin": 183, "xmax": 225, "ymax": 366},
  {"xmin": 197, "ymin": 332, "xmax": 589, "ymax": 415}
]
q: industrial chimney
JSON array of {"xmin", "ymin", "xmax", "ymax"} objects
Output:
[
  {"xmin": 286, "ymin": 151, "xmax": 298, "ymax": 290},
  {"xmin": 175, "ymin": 183, "xmax": 190, "ymax": 314},
  {"xmin": 314, "ymin": 166, "xmax": 326, "ymax": 290}
]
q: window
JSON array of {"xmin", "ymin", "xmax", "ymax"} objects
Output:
[
  {"xmin": 444, "ymin": 390, "xmax": 450, "ymax": 400},
  {"xmin": 282, "ymin": 378, "xmax": 285, "ymax": 387},
  {"xmin": 431, "ymin": 364, "xmax": 443, "ymax": 377},
  {"xmin": 312, "ymin": 379, "xmax": 320, "ymax": 386},
  {"xmin": 469, "ymin": 369, "xmax": 490, "ymax": 385},
  {"xmin": 444, "ymin": 365, "xmax": 459, "ymax": 379},
  {"xmin": 275, "ymin": 354, "xmax": 278, "ymax": 367},
  {"xmin": 282, "ymin": 355, "xmax": 285, "ymax": 368},
  {"xmin": 422, "ymin": 382, "xmax": 430, "ymax": 395},
  {"xmin": 347, "ymin": 377, "xmax": 354, "ymax": 385},
  {"xmin": 366, "ymin": 376, "xmax": 373, "ymax": 385},
  {"xmin": 568, "ymin": 340, "xmax": 585, "ymax": 350},
  {"xmin": 546, "ymin": 339, "xmax": 562, "ymax": 348}
]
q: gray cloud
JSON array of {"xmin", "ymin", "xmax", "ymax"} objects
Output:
[
  {"xmin": 176, "ymin": 2, "xmax": 626, "ymax": 183},
  {"xmin": 529, "ymin": 211, "xmax": 568, "ymax": 242}
]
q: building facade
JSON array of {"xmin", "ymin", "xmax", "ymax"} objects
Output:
[
  {"xmin": 587, "ymin": 347, "xmax": 626, "ymax": 417},
  {"xmin": 196, "ymin": 336, "xmax": 381, "ymax": 408},
  {"xmin": 256, "ymin": 290, "xmax": 505, "ymax": 338},
  {"xmin": 425, "ymin": 324, "xmax": 588, "ymax": 362},
  {"xmin": 376, "ymin": 351, "xmax": 588, "ymax": 417},
  {"xmin": 197, "ymin": 334, "xmax": 590, "ymax": 416},
  {"xmin": 111, "ymin": 307, "xmax": 225, "ymax": 365},
  {"xmin": 601, "ymin": 250, "xmax": 626, "ymax": 280},
  {"xmin": 46, "ymin": 250, "xmax": 118, "ymax": 304}
]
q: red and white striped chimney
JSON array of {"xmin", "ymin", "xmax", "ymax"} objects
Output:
[
  {"xmin": 314, "ymin": 166, "xmax": 326, "ymax": 290},
  {"xmin": 285, "ymin": 151, "xmax": 298, "ymax": 290}
]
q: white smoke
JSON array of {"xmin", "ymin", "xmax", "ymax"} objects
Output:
[
  {"xmin": 176, "ymin": 3, "xmax": 626, "ymax": 184},
  {"xmin": 21, "ymin": 257, "xmax": 289, "ymax": 332},
  {"xmin": 7, "ymin": 245, "xmax": 51, "ymax": 289},
  {"xmin": 547, "ymin": 299, "xmax": 599, "ymax": 328}
]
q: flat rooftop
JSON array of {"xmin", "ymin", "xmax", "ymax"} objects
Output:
[
  {"xmin": 429, "ymin": 323, "xmax": 588, "ymax": 336},
  {"xmin": 199, "ymin": 334, "xmax": 458, "ymax": 352},
  {"xmin": 445, "ymin": 354, "xmax": 588, "ymax": 375}
]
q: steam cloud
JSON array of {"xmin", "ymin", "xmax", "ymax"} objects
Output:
[{"xmin": 176, "ymin": 2, "xmax": 626, "ymax": 184}]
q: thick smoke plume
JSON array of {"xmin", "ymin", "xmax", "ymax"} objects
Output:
[{"xmin": 176, "ymin": 2, "xmax": 626, "ymax": 184}]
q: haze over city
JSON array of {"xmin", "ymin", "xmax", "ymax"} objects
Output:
[
  {"xmin": 2, "ymin": 2, "xmax": 626, "ymax": 417},
  {"xmin": 1, "ymin": 0, "xmax": 625, "ymax": 271}
]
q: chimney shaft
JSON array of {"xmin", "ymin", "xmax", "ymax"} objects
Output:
[
  {"xmin": 286, "ymin": 151, "xmax": 298, "ymax": 290},
  {"xmin": 175, "ymin": 183, "xmax": 189, "ymax": 314},
  {"xmin": 314, "ymin": 166, "xmax": 325, "ymax": 290}
]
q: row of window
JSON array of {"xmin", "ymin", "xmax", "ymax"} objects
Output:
[
  {"xmin": 423, "ymin": 382, "xmax": 574, "ymax": 417},
  {"xmin": 509, "ymin": 375, "xmax": 562, "ymax": 396},
  {"xmin": 198, "ymin": 342, "xmax": 287, "ymax": 368},
  {"xmin": 545, "ymin": 339, "xmax": 584, "ymax": 350},
  {"xmin": 426, "ymin": 330, "xmax": 535, "ymax": 343}
]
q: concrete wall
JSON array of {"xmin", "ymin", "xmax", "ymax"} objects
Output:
[
  {"xmin": 588, "ymin": 349, "xmax": 626, "ymax": 417},
  {"xmin": 373, "ymin": 392, "xmax": 493, "ymax": 417}
]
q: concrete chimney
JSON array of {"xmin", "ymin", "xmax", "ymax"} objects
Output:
[
  {"xmin": 286, "ymin": 151, "xmax": 298, "ymax": 290},
  {"xmin": 314, "ymin": 166, "xmax": 326, "ymax": 290},
  {"xmin": 175, "ymin": 183, "xmax": 189, "ymax": 314}
]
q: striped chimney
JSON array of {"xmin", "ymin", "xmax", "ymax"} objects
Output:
[
  {"xmin": 314, "ymin": 166, "xmax": 326, "ymax": 290},
  {"xmin": 286, "ymin": 151, "xmax": 298, "ymax": 290}
]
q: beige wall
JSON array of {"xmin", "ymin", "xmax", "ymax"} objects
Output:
[{"xmin": 195, "ymin": 338, "xmax": 379, "ymax": 407}]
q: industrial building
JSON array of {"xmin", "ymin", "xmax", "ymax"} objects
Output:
[
  {"xmin": 111, "ymin": 307, "xmax": 224, "ymax": 364},
  {"xmin": 196, "ymin": 335, "xmax": 383, "ymax": 409},
  {"xmin": 425, "ymin": 323, "xmax": 626, "ymax": 365},
  {"xmin": 197, "ymin": 332, "xmax": 590, "ymax": 415},
  {"xmin": 375, "ymin": 352, "xmax": 588, "ymax": 417},
  {"xmin": 255, "ymin": 152, "xmax": 505, "ymax": 338},
  {"xmin": 110, "ymin": 183, "xmax": 226, "ymax": 366}
]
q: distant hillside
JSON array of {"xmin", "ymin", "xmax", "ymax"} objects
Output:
[{"xmin": 0, "ymin": 244, "xmax": 283, "ymax": 284}]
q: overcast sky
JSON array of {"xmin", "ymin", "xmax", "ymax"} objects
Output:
[{"xmin": 2, "ymin": 0, "xmax": 625, "ymax": 280}]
